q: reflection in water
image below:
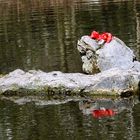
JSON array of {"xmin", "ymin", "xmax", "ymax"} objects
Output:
[
  {"xmin": 0, "ymin": 96, "xmax": 140, "ymax": 140},
  {"xmin": 0, "ymin": 0, "xmax": 140, "ymax": 74},
  {"xmin": 79, "ymin": 97, "xmax": 137, "ymax": 118}
]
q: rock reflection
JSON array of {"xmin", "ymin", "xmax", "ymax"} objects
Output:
[
  {"xmin": 79, "ymin": 97, "xmax": 139, "ymax": 118},
  {"xmin": 0, "ymin": 96, "xmax": 140, "ymax": 139}
]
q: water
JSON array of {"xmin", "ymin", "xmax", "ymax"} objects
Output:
[
  {"xmin": 0, "ymin": 0, "xmax": 140, "ymax": 139},
  {"xmin": 0, "ymin": 97, "xmax": 140, "ymax": 140},
  {"xmin": 0, "ymin": 0, "xmax": 140, "ymax": 74}
]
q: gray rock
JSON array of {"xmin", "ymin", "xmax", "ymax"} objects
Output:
[
  {"xmin": 0, "ymin": 35, "xmax": 139, "ymax": 98},
  {"xmin": 77, "ymin": 36, "xmax": 140, "ymax": 73},
  {"xmin": 0, "ymin": 68, "xmax": 139, "ymax": 97}
]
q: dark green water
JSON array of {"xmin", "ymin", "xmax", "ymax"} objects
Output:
[
  {"xmin": 0, "ymin": 97, "xmax": 140, "ymax": 140},
  {"xmin": 0, "ymin": 0, "xmax": 140, "ymax": 139},
  {"xmin": 0, "ymin": 0, "xmax": 140, "ymax": 73}
]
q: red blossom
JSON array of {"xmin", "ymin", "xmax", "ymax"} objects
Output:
[
  {"xmin": 90, "ymin": 31, "xmax": 100, "ymax": 40},
  {"xmin": 92, "ymin": 109, "xmax": 116, "ymax": 118},
  {"xmin": 90, "ymin": 31, "xmax": 113, "ymax": 43}
]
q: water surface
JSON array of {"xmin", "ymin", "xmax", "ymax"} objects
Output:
[
  {"xmin": 0, "ymin": 97, "xmax": 140, "ymax": 140},
  {"xmin": 0, "ymin": 0, "xmax": 140, "ymax": 74}
]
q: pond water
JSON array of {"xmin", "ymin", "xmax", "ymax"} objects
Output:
[
  {"xmin": 0, "ymin": 0, "xmax": 140, "ymax": 74},
  {"xmin": 0, "ymin": 97, "xmax": 140, "ymax": 140},
  {"xmin": 0, "ymin": 0, "xmax": 140, "ymax": 139}
]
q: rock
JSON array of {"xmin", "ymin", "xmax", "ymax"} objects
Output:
[
  {"xmin": 77, "ymin": 36, "xmax": 140, "ymax": 73},
  {"xmin": 0, "ymin": 68, "xmax": 139, "ymax": 97},
  {"xmin": 76, "ymin": 34, "xmax": 140, "ymax": 97},
  {"xmin": 0, "ymin": 34, "xmax": 139, "ymax": 98}
]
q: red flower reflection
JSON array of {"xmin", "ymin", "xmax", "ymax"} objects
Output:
[{"xmin": 92, "ymin": 109, "xmax": 116, "ymax": 118}]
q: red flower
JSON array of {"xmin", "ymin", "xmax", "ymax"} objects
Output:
[
  {"xmin": 106, "ymin": 33, "xmax": 112, "ymax": 43},
  {"xmin": 92, "ymin": 109, "xmax": 116, "ymax": 118},
  {"xmin": 90, "ymin": 31, "xmax": 113, "ymax": 43},
  {"xmin": 100, "ymin": 32, "xmax": 113, "ymax": 43},
  {"xmin": 90, "ymin": 31, "xmax": 100, "ymax": 40}
]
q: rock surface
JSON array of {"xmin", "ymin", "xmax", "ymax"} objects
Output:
[
  {"xmin": 0, "ymin": 68, "xmax": 139, "ymax": 97},
  {"xmin": 0, "ymin": 35, "xmax": 140, "ymax": 98},
  {"xmin": 77, "ymin": 36, "xmax": 140, "ymax": 73}
]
